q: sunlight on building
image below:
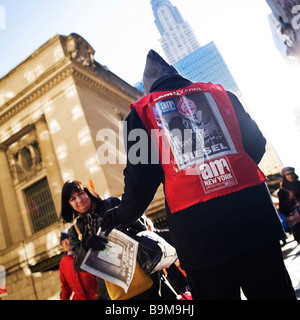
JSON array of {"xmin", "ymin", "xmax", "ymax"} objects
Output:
[
  {"xmin": 0, "ymin": 91, "xmax": 15, "ymax": 106},
  {"xmin": 65, "ymin": 84, "xmax": 77, "ymax": 98},
  {"xmin": 11, "ymin": 120, "xmax": 22, "ymax": 134},
  {"xmin": 55, "ymin": 143, "xmax": 68, "ymax": 160},
  {"xmin": 71, "ymin": 104, "xmax": 84, "ymax": 121},
  {"xmin": 78, "ymin": 126, "xmax": 91, "ymax": 146},
  {"xmin": 48, "ymin": 119, "xmax": 61, "ymax": 134},
  {"xmin": 53, "ymin": 45, "xmax": 65, "ymax": 61},
  {"xmin": 62, "ymin": 169, "xmax": 75, "ymax": 182},
  {"xmin": 85, "ymin": 156, "xmax": 100, "ymax": 174}
]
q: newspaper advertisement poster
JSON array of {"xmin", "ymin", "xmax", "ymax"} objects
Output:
[
  {"xmin": 152, "ymin": 91, "xmax": 237, "ymax": 172},
  {"xmin": 81, "ymin": 228, "xmax": 138, "ymax": 293}
]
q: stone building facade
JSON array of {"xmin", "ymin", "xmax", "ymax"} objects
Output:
[{"xmin": 0, "ymin": 33, "xmax": 165, "ymax": 299}]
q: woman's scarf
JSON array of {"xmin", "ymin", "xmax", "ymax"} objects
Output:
[{"xmin": 83, "ymin": 203, "xmax": 100, "ymax": 237}]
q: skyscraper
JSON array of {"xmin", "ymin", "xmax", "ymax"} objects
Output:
[
  {"xmin": 152, "ymin": 0, "xmax": 200, "ymax": 64},
  {"xmin": 151, "ymin": 0, "xmax": 283, "ymax": 177},
  {"xmin": 174, "ymin": 42, "xmax": 242, "ymax": 98},
  {"xmin": 151, "ymin": 0, "xmax": 242, "ymax": 99}
]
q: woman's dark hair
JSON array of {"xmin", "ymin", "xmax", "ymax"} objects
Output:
[{"xmin": 60, "ymin": 180, "xmax": 102, "ymax": 222}]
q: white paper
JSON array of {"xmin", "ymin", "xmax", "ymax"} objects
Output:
[{"xmin": 81, "ymin": 228, "xmax": 138, "ymax": 293}]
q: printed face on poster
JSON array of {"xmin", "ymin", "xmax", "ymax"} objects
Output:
[{"xmin": 152, "ymin": 91, "xmax": 237, "ymax": 172}]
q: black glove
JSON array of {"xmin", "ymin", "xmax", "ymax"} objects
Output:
[
  {"xmin": 100, "ymin": 208, "xmax": 121, "ymax": 236},
  {"xmin": 82, "ymin": 235, "xmax": 108, "ymax": 251}
]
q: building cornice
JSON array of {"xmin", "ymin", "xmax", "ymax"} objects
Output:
[
  {"xmin": 71, "ymin": 62, "xmax": 139, "ymax": 105},
  {"xmin": 0, "ymin": 57, "xmax": 72, "ymax": 124},
  {"xmin": 0, "ymin": 34, "xmax": 62, "ymax": 85},
  {"xmin": 0, "ymin": 58, "xmax": 140, "ymax": 126}
]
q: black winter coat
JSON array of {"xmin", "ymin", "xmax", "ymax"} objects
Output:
[
  {"xmin": 68, "ymin": 197, "xmax": 170, "ymax": 300},
  {"xmin": 68, "ymin": 197, "xmax": 120, "ymax": 271},
  {"xmin": 115, "ymin": 75, "xmax": 285, "ymax": 271},
  {"xmin": 278, "ymin": 176, "xmax": 300, "ymax": 216},
  {"xmin": 278, "ymin": 176, "xmax": 300, "ymax": 242},
  {"xmin": 68, "ymin": 197, "xmax": 120, "ymax": 300}
]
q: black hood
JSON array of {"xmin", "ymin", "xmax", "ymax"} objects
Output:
[{"xmin": 142, "ymin": 49, "xmax": 179, "ymax": 95}]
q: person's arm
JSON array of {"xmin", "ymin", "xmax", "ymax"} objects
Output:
[
  {"xmin": 68, "ymin": 225, "xmax": 87, "ymax": 271},
  {"xmin": 226, "ymin": 91, "xmax": 266, "ymax": 164},
  {"xmin": 101, "ymin": 109, "xmax": 164, "ymax": 234}
]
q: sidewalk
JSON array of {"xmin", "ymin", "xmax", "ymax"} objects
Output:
[{"xmin": 282, "ymin": 235, "xmax": 300, "ymax": 299}]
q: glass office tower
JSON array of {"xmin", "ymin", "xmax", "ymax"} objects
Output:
[{"xmin": 174, "ymin": 41, "xmax": 242, "ymax": 97}]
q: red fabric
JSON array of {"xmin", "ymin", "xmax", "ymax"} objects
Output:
[
  {"xmin": 131, "ymin": 82, "xmax": 267, "ymax": 213},
  {"xmin": 59, "ymin": 254, "xmax": 97, "ymax": 300}
]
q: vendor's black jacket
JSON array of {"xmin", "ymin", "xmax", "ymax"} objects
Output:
[{"xmin": 117, "ymin": 75, "xmax": 285, "ymax": 271}]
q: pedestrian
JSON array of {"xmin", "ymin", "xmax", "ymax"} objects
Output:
[
  {"xmin": 59, "ymin": 230, "xmax": 97, "ymax": 300},
  {"xmin": 61, "ymin": 180, "xmax": 121, "ymax": 299},
  {"xmin": 278, "ymin": 167, "xmax": 300, "ymax": 243},
  {"xmin": 60, "ymin": 179, "xmax": 174, "ymax": 300},
  {"xmin": 100, "ymin": 50, "xmax": 296, "ymax": 300}
]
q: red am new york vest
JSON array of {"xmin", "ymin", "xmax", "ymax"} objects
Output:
[{"xmin": 130, "ymin": 82, "xmax": 267, "ymax": 213}]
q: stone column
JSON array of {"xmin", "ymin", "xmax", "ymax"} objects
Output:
[
  {"xmin": 0, "ymin": 147, "xmax": 25, "ymax": 245},
  {"xmin": 35, "ymin": 117, "xmax": 63, "ymax": 217}
]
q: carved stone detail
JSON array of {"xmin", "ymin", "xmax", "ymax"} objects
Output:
[
  {"xmin": 66, "ymin": 33, "xmax": 96, "ymax": 69},
  {"xmin": 6, "ymin": 131, "xmax": 44, "ymax": 184}
]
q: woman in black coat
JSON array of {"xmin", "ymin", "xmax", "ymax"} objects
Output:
[
  {"xmin": 278, "ymin": 167, "xmax": 300, "ymax": 243},
  {"xmin": 61, "ymin": 180, "xmax": 175, "ymax": 300},
  {"xmin": 61, "ymin": 180, "xmax": 120, "ymax": 299}
]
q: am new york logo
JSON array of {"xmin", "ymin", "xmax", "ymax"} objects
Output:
[{"xmin": 199, "ymin": 157, "xmax": 237, "ymax": 193}]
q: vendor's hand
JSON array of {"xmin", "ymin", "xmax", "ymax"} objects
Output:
[
  {"xmin": 100, "ymin": 208, "xmax": 120, "ymax": 236},
  {"xmin": 83, "ymin": 235, "xmax": 108, "ymax": 251}
]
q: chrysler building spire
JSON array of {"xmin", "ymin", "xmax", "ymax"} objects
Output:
[{"xmin": 151, "ymin": 0, "xmax": 200, "ymax": 64}]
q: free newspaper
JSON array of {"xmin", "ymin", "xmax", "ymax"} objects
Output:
[{"xmin": 80, "ymin": 228, "xmax": 138, "ymax": 293}]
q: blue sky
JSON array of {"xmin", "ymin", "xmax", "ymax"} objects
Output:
[
  {"xmin": 0, "ymin": 0, "xmax": 161, "ymax": 83},
  {"xmin": 0, "ymin": 0, "xmax": 300, "ymax": 174},
  {"xmin": 0, "ymin": 0, "xmax": 128, "ymax": 77}
]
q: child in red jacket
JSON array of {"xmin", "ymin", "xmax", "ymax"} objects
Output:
[{"xmin": 59, "ymin": 231, "xmax": 97, "ymax": 300}]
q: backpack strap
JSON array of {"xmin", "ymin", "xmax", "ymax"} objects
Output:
[{"xmin": 74, "ymin": 222, "xmax": 83, "ymax": 242}]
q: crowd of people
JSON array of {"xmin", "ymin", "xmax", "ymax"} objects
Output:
[{"xmin": 58, "ymin": 50, "xmax": 297, "ymax": 300}]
